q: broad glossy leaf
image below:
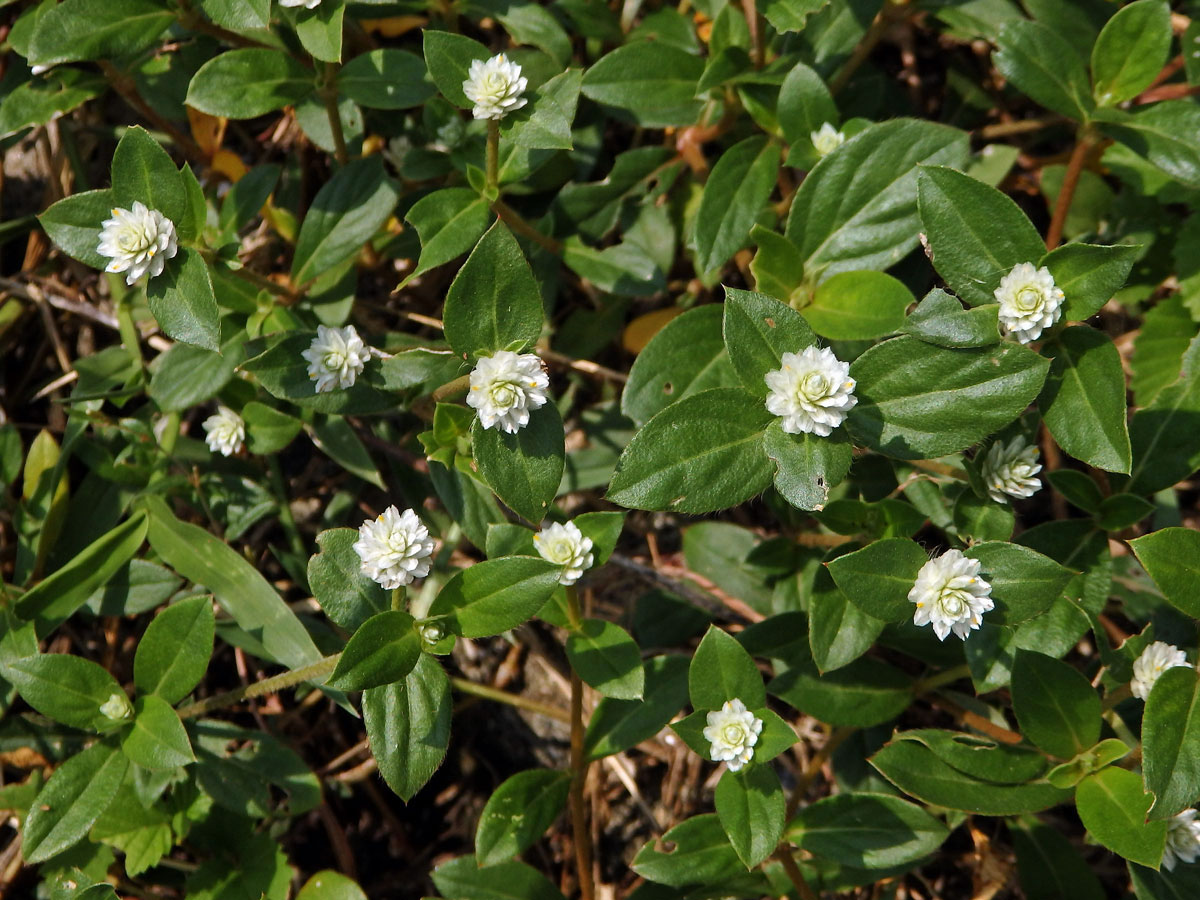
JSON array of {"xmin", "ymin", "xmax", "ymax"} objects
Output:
[
  {"xmin": 296, "ymin": 871, "xmax": 369, "ymax": 900},
  {"xmin": 23, "ymin": 740, "xmax": 128, "ymax": 863},
  {"xmin": 1097, "ymin": 102, "xmax": 1200, "ymax": 189},
  {"xmin": 26, "ymin": 0, "xmax": 172, "ymax": 69},
  {"xmin": 722, "ymin": 287, "xmax": 817, "ymax": 397},
  {"xmin": 328, "ymin": 611, "xmax": 421, "ymax": 693},
  {"xmin": 1012, "ymin": 649, "xmax": 1100, "ymax": 759},
  {"xmin": 566, "ymin": 619, "xmax": 644, "ymax": 700},
  {"xmin": 801, "ymin": 270, "xmax": 912, "ymax": 340},
  {"xmin": 1039, "ymin": 326, "xmax": 1131, "ymax": 474},
  {"xmin": 631, "ymin": 814, "xmax": 743, "ymax": 887},
  {"xmin": 1012, "ymin": 820, "xmax": 1106, "ymax": 900},
  {"xmin": 1077, "ymin": 767, "xmax": 1167, "ymax": 868},
  {"xmin": 1143, "ymin": 666, "xmax": 1200, "ymax": 821},
  {"xmin": 241, "ymin": 332, "xmax": 394, "ymax": 414},
  {"xmin": 1128, "ymin": 336, "xmax": 1200, "ymax": 495},
  {"xmin": 1091, "ymin": 0, "xmax": 1172, "ymax": 106},
  {"xmin": 715, "ymin": 765, "xmax": 784, "ymax": 868},
  {"xmin": 791, "ymin": 792, "xmax": 948, "ymax": 868},
  {"xmin": 429, "ymin": 557, "xmax": 563, "ymax": 638},
  {"xmin": 133, "ymin": 595, "xmax": 214, "ymax": 704},
  {"xmin": 689, "ymin": 625, "xmax": 766, "ymax": 710},
  {"xmin": 1129, "ymin": 528, "xmax": 1200, "ymax": 618},
  {"xmin": 38, "ymin": 188, "xmax": 116, "ymax": 269},
  {"xmin": 472, "ymin": 404, "xmax": 564, "ymax": 524},
  {"xmin": 403, "ymin": 189, "xmax": 492, "ymax": 283},
  {"xmin": 6, "ymin": 653, "xmax": 125, "ymax": 730},
  {"xmin": 145, "ymin": 248, "xmax": 220, "ymax": 351},
  {"xmin": 777, "ymin": 61, "xmax": 837, "ymax": 146},
  {"xmin": 694, "ymin": 136, "xmax": 780, "ymax": 274},
  {"xmin": 967, "ymin": 541, "xmax": 1073, "ymax": 624},
  {"xmin": 994, "ymin": 19, "xmax": 1093, "ymax": 120},
  {"xmin": 422, "ymin": 31, "xmax": 490, "ymax": 109},
  {"xmin": 339, "ymin": 48, "xmax": 433, "ymax": 109},
  {"xmin": 902, "ymin": 289, "xmax": 1000, "ymax": 348},
  {"xmin": 308, "ymin": 528, "xmax": 388, "ymax": 632},
  {"xmin": 242, "ymin": 401, "xmax": 301, "ymax": 454},
  {"xmin": 785, "ymin": 119, "xmax": 968, "ymax": 279},
  {"xmin": 1042, "ymin": 242, "xmax": 1140, "ymax": 322},
  {"xmin": 584, "ymin": 655, "xmax": 689, "ymax": 761},
  {"xmin": 433, "ymin": 856, "xmax": 566, "ymax": 900},
  {"xmin": 111, "ymin": 126, "xmax": 186, "ymax": 225},
  {"xmin": 580, "ymin": 41, "xmax": 705, "ymax": 127},
  {"xmin": 607, "ymin": 388, "xmax": 774, "ymax": 514},
  {"xmin": 808, "ymin": 563, "xmax": 885, "ymax": 673},
  {"xmin": 1129, "ymin": 859, "xmax": 1200, "ymax": 898},
  {"xmin": 770, "ymin": 657, "xmax": 912, "ymax": 728},
  {"xmin": 293, "ymin": 1, "xmax": 344, "ymax": 63},
  {"xmin": 475, "ymin": 770, "xmax": 570, "ymax": 866},
  {"xmin": 501, "ymin": 69, "xmax": 581, "ymax": 151},
  {"xmin": 364, "ymin": 654, "xmax": 451, "ymax": 801},
  {"xmin": 846, "ymin": 336, "xmax": 1050, "ymax": 459},
  {"xmin": 764, "ymin": 423, "xmax": 852, "ymax": 512},
  {"xmin": 1131, "ymin": 295, "xmax": 1195, "ymax": 406},
  {"xmin": 120, "ymin": 695, "xmax": 195, "ymax": 770},
  {"xmin": 901, "ymin": 729, "xmax": 1048, "ymax": 784},
  {"xmin": 826, "ymin": 537, "xmax": 928, "ymax": 622},
  {"xmin": 186, "ymin": 49, "xmax": 314, "ymax": 118}
]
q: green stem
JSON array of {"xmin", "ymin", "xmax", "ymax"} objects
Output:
[
  {"xmin": 564, "ymin": 584, "xmax": 595, "ymax": 900},
  {"xmin": 320, "ymin": 63, "xmax": 349, "ymax": 165},
  {"xmin": 151, "ymin": 411, "xmax": 182, "ymax": 487},
  {"xmin": 116, "ymin": 295, "xmax": 144, "ymax": 370},
  {"xmin": 485, "ymin": 118, "xmax": 500, "ymax": 194},
  {"xmin": 450, "ymin": 676, "xmax": 571, "ymax": 722},
  {"xmin": 915, "ymin": 663, "xmax": 972, "ymax": 695},
  {"xmin": 492, "ymin": 199, "xmax": 563, "ymax": 256},
  {"xmin": 178, "ymin": 654, "xmax": 341, "ymax": 719},
  {"xmin": 431, "ymin": 374, "xmax": 471, "ymax": 403}
]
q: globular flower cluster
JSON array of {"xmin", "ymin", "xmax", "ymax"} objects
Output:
[
  {"xmin": 764, "ymin": 346, "xmax": 857, "ymax": 437},
  {"xmin": 467, "ymin": 350, "xmax": 550, "ymax": 434},
  {"xmin": 994, "ymin": 262, "xmax": 1064, "ymax": 344},
  {"xmin": 810, "ymin": 122, "xmax": 845, "ymax": 157},
  {"xmin": 909, "ymin": 549, "xmax": 994, "ymax": 641},
  {"xmin": 97, "ymin": 202, "xmax": 178, "ymax": 285},
  {"xmin": 302, "ymin": 324, "xmax": 370, "ymax": 393},
  {"xmin": 981, "ymin": 435, "xmax": 1042, "ymax": 503},
  {"xmin": 463, "ymin": 54, "xmax": 528, "ymax": 121},
  {"xmin": 703, "ymin": 698, "xmax": 763, "ymax": 772},
  {"xmin": 534, "ymin": 522, "xmax": 594, "ymax": 586},
  {"xmin": 353, "ymin": 506, "xmax": 436, "ymax": 590},
  {"xmin": 1131, "ymin": 641, "xmax": 1189, "ymax": 701},
  {"xmin": 1164, "ymin": 809, "xmax": 1200, "ymax": 870},
  {"xmin": 203, "ymin": 406, "xmax": 245, "ymax": 457}
]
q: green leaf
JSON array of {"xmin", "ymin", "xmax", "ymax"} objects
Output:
[
  {"xmin": 133, "ymin": 595, "xmax": 214, "ymax": 704},
  {"xmin": 584, "ymin": 655, "xmax": 689, "ymax": 761},
  {"xmin": 622, "ymin": 304, "xmax": 739, "ymax": 424},
  {"xmin": 338, "ymin": 48, "xmax": 433, "ymax": 109},
  {"xmin": 475, "ymin": 769, "xmax": 571, "ymax": 867},
  {"xmin": 715, "ymin": 765, "xmax": 785, "ymax": 869},
  {"xmin": 241, "ymin": 332, "xmax": 394, "ymax": 415},
  {"xmin": 1143, "ymin": 666, "xmax": 1200, "ymax": 821},
  {"xmin": 632, "ymin": 814, "xmax": 743, "ymax": 888},
  {"xmin": 1091, "ymin": 0, "xmax": 1172, "ymax": 106},
  {"xmin": 111, "ymin": 126, "xmax": 186, "ymax": 226},
  {"xmin": 38, "ymin": 188, "xmax": 116, "ymax": 269},
  {"xmin": 0, "ymin": 68, "xmax": 105, "ymax": 140},
  {"xmin": 902, "ymin": 288, "xmax": 1000, "ymax": 348},
  {"xmin": 567, "ymin": 619, "xmax": 644, "ymax": 700},
  {"xmin": 1129, "ymin": 336, "xmax": 1200, "ymax": 496},
  {"xmin": 120, "ymin": 695, "xmax": 195, "ymax": 770},
  {"xmin": 327, "ymin": 610, "xmax": 421, "ymax": 693},
  {"xmin": 993, "ymin": 19, "xmax": 1093, "ymax": 120},
  {"xmin": 145, "ymin": 248, "xmax": 220, "ymax": 352},
  {"xmin": 141, "ymin": 495, "xmax": 322, "ymax": 670},
  {"xmin": 444, "ymin": 220, "xmax": 544, "ymax": 357},
  {"xmin": 561, "ymin": 238, "xmax": 664, "ymax": 297},
  {"xmin": 801, "ymin": 270, "xmax": 912, "ymax": 340},
  {"xmin": 1130, "ymin": 527, "xmax": 1200, "ymax": 619},
  {"xmin": 15, "ymin": 512, "xmax": 147, "ymax": 635},
  {"xmin": 242, "ymin": 401, "xmax": 302, "ymax": 454},
  {"xmin": 472, "ymin": 404, "xmax": 565, "ymax": 524},
  {"xmin": 1011, "ymin": 820, "xmax": 1106, "ymax": 900},
  {"xmin": 580, "ymin": 40, "xmax": 706, "ymax": 128},
  {"xmin": 917, "ymin": 165, "xmax": 1046, "ymax": 307},
  {"xmin": 847, "ymin": 336, "xmax": 1050, "ymax": 459},
  {"xmin": 429, "ymin": 557, "xmax": 563, "ymax": 638},
  {"xmin": 1129, "ymin": 860, "xmax": 1200, "ymax": 898},
  {"xmin": 309, "ymin": 416, "xmax": 384, "ymax": 489},
  {"xmin": 1096, "ymin": 101, "xmax": 1200, "ymax": 189},
  {"xmin": 689, "ymin": 625, "xmax": 766, "ymax": 710},
  {"xmin": 901, "ymin": 729, "xmax": 1049, "ymax": 785},
  {"xmin": 363, "ymin": 654, "xmax": 451, "ymax": 801},
  {"xmin": 694, "ymin": 136, "xmax": 780, "ymax": 274},
  {"xmin": 308, "ymin": 528, "xmax": 389, "ymax": 632},
  {"xmin": 966, "ymin": 541, "xmax": 1074, "ymax": 625},
  {"xmin": 777, "ymin": 61, "xmax": 837, "ymax": 146},
  {"xmin": 870, "ymin": 739, "xmax": 1071, "ymax": 815},
  {"xmin": 722, "ymin": 287, "xmax": 817, "ymax": 397},
  {"xmin": 1132, "ymin": 296, "xmax": 1195, "ymax": 407},
  {"xmin": 750, "ymin": 226, "xmax": 806, "ymax": 303},
  {"xmin": 1076, "ymin": 767, "xmax": 1167, "ymax": 868},
  {"xmin": 91, "ymin": 784, "xmax": 173, "ymax": 877},
  {"xmin": 293, "ymin": 0, "xmax": 344, "ymax": 63},
  {"xmin": 148, "ymin": 338, "xmax": 242, "ymax": 413},
  {"xmin": 809, "ymin": 567, "xmax": 886, "ymax": 673},
  {"xmin": 764, "ymin": 422, "xmax": 853, "ymax": 512},
  {"xmin": 291, "ymin": 156, "xmax": 399, "ymax": 285},
  {"xmin": 954, "ymin": 491, "xmax": 1015, "ymax": 542},
  {"xmin": 433, "ymin": 855, "xmax": 566, "ymax": 900},
  {"xmin": 7, "ymin": 651, "xmax": 127, "ymax": 731},
  {"xmin": 607, "ymin": 388, "xmax": 774, "ymax": 514},
  {"xmin": 825, "ymin": 537, "xmax": 928, "ymax": 623},
  {"xmin": 23, "ymin": 740, "xmax": 128, "ymax": 863},
  {"xmin": 422, "ymin": 31, "xmax": 491, "ymax": 109},
  {"xmin": 770, "ymin": 656, "xmax": 912, "ymax": 728},
  {"xmin": 791, "ymin": 792, "xmax": 949, "ymax": 869},
  {"xmin": 1041, "ymin": 242, "xmax": 1140, "ymax": 322},
  {"xmin": 186, "ymin": 49, "xmax": 315, "ymax": 118},
  {"xmin": 26, "ymin": 0, "xmax": 173, "ymax": 69},
  {"xmin": 1039, "ymin": 326, "xmax": 1131, "ymax": 474},
  {"xmin": 403, "ymin": 189, "xmax": 492, "ymax": 283},
  {"xmin": 501, "ymin": 69, "xmax": 581, "ymax": 151},
  {"xmin": 785, "ymin": 119, "xmax": 968, "ymax": 280},
  {"xmin": 1011, "ymin": 649, "xmax": 1101, "ymax": 759},
  {"xmin": 296, "ymin": 871, "xmax": 369, "ymax": 900}
]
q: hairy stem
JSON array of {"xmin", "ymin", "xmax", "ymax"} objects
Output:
[
  {"xmin": 115, "ymin": 294, "xmax": 143, "ymax": 371},
  {"xmin": 486, "ymin": 119, "xmax": 500, "ymax": 193},
  {"xmin": 449, "ymin": 677, "xmax": 571, "ymax": 722},
  {"xmin": 178, "ymin": 654, "xmax": 341, "ymax": 719},
  {"xmin": 492, "ymin": 200, "xmax": 563, "ymax": 256},
  {"xmin": 431, "ymin": 374, "xmax": 471, "ymax": 403}
]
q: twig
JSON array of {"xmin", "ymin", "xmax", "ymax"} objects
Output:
[
  {"xmin": 1045, "ymin": 131, "xmax": 1095, "ymax": 250},
  {"xmin": 177, "ymin": 654, "xmax": 340, "ymax": 719},
  {"xmin": 320, "ymin": 63, "xmax": 349, "ymax": 165},
  {"xmin": 449, "ymin": 676, "xmax": 571, "ymax": 722},
  {"xmin": 786, "ymin": 725, "xmax": 855, "ymax": 817},
  {"xmin": 98, "ymin": 61, "xmax": 206, "ymax": 163},
  {"xmin": 774, "ymin": 848, "xmax": 819, "ymax": 900},
  {"xmin": 828, "ymin": 0, "xmax": 907, "ymax": 95},
  {"xmin": 977, "ymin": 116, "xmax": 1065, "ymax": 140},
  {"xmin": 493, "ymin": 199, "xmax": 563, "ymax": 255},
  {"xmin": 538, "ymin": 348, "xmax": 628, "ymax": 384}
]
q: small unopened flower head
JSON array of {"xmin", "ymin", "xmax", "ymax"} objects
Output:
[
  {"xmin": 764, "ymin": 346, "xmax": 857, "ymax": 437},
  {"xmin": 354, "ymin": 506, "xmax": 435, "ymax": 590},
  {"xmin": 463, "ymin": 53, "xmax": 528, "ymax": 121},
  {"xmin": 982, "ymin": 436, "xmax": 1042, "ymax": 503},
  {"xmin": 419, "ymin": 622, "xmax": 445, "ymax": 645},
  {"xmin": 203, "ymin": 406, "xmax": 244, "ymax": 457},
  {"xmin": 279, "ymin": 0, "xmax": 322, "ymax": 8},
  {"xmin": 99, "ymin": 693, "xmax": 132, "ymax": 721},
  {"xmin": 534, "ymin": 522, "xmax": 594, "ymax": 585},
  {"xmin": 995, "ymin": 262, "xmax": 1064, "ymax": 344},
  {"xmin": 302, "ymin": 324, "xmax": 370, "ymax": 393},
  {"xmin": 909, "ymin": 549, "xmax": 994, "ymax": 641},
  {"xmin": 811, "ymin": 122, "xmax": 845, "ymax": 157},
  {"xmin": 703, "ymin": 698, "xmax": 763, "ymax": 772},
  {"xmin": 97, "ymin": 201, "xmax": 178, "ymax": 285},
  {"xmin": 467, "ymin": 350, "xmax": 549, "ymax": 434},
  {"xmin": 1163, "ymin": 809, "xmax": 1200, "ymax": 870},
  {"xmin": 1131, "ymin": 641, "xmax": 1190, "ymax": 701}
]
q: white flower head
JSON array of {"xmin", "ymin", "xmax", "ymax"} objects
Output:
[
  {"xmin": 99, "ymin": 693, "xmax": 132, "ymax": 721},
  {"xmin": 353, "ymin": 506, "xmax": 436, "ymax": 590},
  {"xmin": 811, "ymin": 122, "xmax": 845, "ymax": 157},
  {"xmin": 1163, "ymin": 809, "xmax": 1200, "ymax": 870},
  {"xmin": 302, "ymin": 324, "xmax": 370, "ymax": 393},
  {"xmin": 994, "ymin": 262, "xmax": 1064, "ymax": 344},
  {"xmin": 1131, "ymin": 641, "xmax": 1189, "ymax": 701},
  {"xmin": 764, "ymin": 346, "xmax": 857, "ymax": 437},
  {"xmin": 97, "ymin": 201, "xmax": 178, "ymax": 285},
  {"xmin": 203, "ymin": 406, "xmax": 244, "ymax": 457},
  {"xmin": 982, "ymin": 436, "xmax": 1042, "ymax": 503},
  {"xmin": 909, "ymin": 549, "xmax": 994, "ymax": 641},
  {"xmin": 463, "ymin": 53, "xmax": 528, "ymax": 121},
  {"xmin": 703, "ymin": 698, "xmax": 763, "ymax": 771},
  {"xmin": 534, "ymin": 521, "xmax": 594, "ymax": 585},
  {"xmin": 466, "ymin": 350, "xmax": 549, "ymax": 434},
  {"xmin": 279, "ymin": 0, "xmax": 322, "ymax": 8}
]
